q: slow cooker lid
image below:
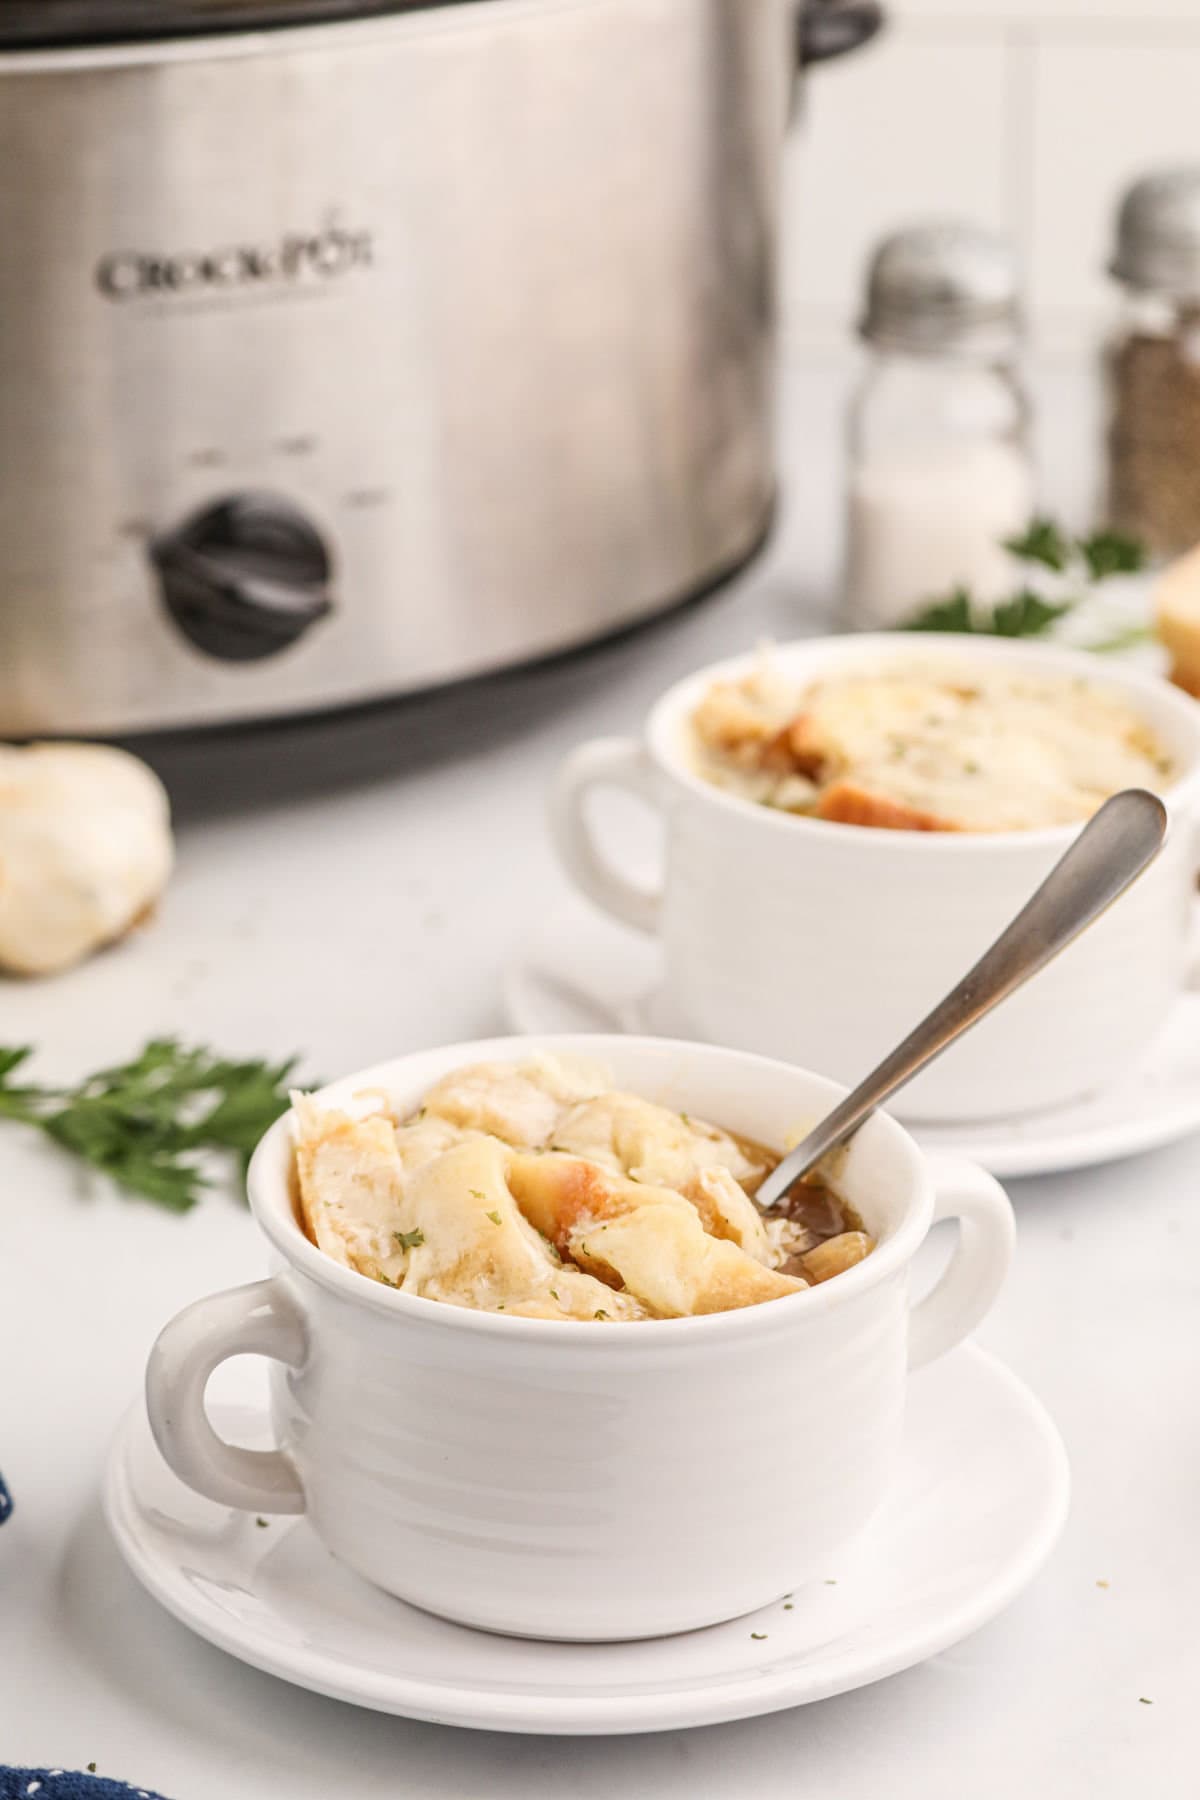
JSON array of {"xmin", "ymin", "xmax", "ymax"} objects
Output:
[{"xmin": 0, "ymin": 0, "xmax": 478, "ymax": 49}]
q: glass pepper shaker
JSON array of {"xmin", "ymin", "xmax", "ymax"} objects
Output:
[
  {"xmin": 843, "ymin": 222, "xmax": 1035, "ymax": 630},
  {"xmin": 1108, "ymin": 167, "xmax": 1200, "ymax": 559}
]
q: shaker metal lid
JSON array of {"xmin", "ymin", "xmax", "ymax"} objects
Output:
[
  {"xmin": 0, "ymin": 0, "xmax": 472, "ymax": 49},
  {"xmin": 1110, "ymin": 167, "xmax": 1200, "ymax": 297},
  {"xmin": 859, "ymin": 221, "xmax": 1021, "ymax": 354}
]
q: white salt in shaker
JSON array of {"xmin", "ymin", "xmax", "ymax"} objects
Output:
[{"xmin": 843, "ymin": 222, "xmax": 1034, "ymax": 630}]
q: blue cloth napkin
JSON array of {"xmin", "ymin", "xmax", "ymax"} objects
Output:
[
  {"xmin": 0, "ymin": 1472, "xmax": 11, "ymax": 1524},
  {"xmin": 0, "ymin": 1773, "xmax": 169, "ymax": 1800}
]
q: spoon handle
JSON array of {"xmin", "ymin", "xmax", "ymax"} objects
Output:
[{"xmin": 754, "ymin": 787, "xmax": 1168, "ymax": 1209}]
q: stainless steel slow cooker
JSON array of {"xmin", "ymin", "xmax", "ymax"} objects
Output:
[{"xmin": 0, "ymin": 0, "xmax": 881, "ymax": 738}]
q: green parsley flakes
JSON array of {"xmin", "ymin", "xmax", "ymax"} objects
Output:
[
  {"xmin": 486, "ymin": 1210, "xmax": 502, "ymax": 1226},
  {"xmin": 394, "ymin": 1228, "xmax": 425, "ymax": 1251}
]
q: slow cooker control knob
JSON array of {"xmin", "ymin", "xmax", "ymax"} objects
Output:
[{"xmin": 151, "ymin": 492, "xmax": 334, "ymax": 662}]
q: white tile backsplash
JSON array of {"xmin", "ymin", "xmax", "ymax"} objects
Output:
[
  {"xmin": 784, "ymin": 5, "xmax": 1200, "ymax": 352},
  {"xmin": 785, "ymin": 24, "xmax": 1012, "ymax": 347},
  {"xmin": 1029, "ymin": 39, "xmax": 1200, "ymax": 322}
]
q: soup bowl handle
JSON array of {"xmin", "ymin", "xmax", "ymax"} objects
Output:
[
  {"xmin": 549, "ymin": 737, "xmax": 663, "ymax": 935},
  {"xmin": 907, "ymin": 1157, "xmax": 1015, "ymax": 1370},
  {"xmin": 146, "ymin": 1278, "xmax": 307, "ymax": 1514}
]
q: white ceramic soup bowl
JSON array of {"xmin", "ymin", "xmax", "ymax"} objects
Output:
[
  {"xmin": 550, "ymin": 635, "xmax": 1200, "ymax": 1122},
  {"xmin": 145, "ymin": 1034, "xmax": 1013, "ymax": 1643}
]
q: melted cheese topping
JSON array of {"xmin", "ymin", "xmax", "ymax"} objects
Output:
[
  {"xmin": 292, "ymin": 1057, "xmax": 872, "ymax": 1321},
  {"xmin": 691, "ymin": 660, "xmax": 1172, "ymax": 833}
]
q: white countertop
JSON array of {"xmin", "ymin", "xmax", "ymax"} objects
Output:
[{"xmin": 0, "ymin": 354, "xmax": 1193, "ymax": 1797}]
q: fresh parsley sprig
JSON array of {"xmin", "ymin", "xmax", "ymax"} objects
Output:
[
  {"xmin": 1002, "ymin": 519, "xmax": 1146, "ymax": 579},
  {"xmin": 904, "ymin": 587, "xmax": 1072, "ymax": 639},
  {"xmin": 1001, "ymin": 517, "xmax": 1073, "ymax": 572},
  {"xmin": 903, "ymin": 518, "xmax": 1148, "ymax": 640},
  {"xmin": 0, "ymin": 1038, "xmax": 303, "ymax": 1211},
  {"xmin": 1077, "ymin": 528, "xmax": 1147, "ymax": 581}
]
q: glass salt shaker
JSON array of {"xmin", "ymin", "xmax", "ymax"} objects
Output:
[
  {"xmin": 843, "ymin": 222, "xmax": 1034, "ymax": 630},
  {"xmin": 1108, "ymin": 167, "xmax": 1200, "ymax": 559}
]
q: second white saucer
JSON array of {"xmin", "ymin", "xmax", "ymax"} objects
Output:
[{"xmin": 502, "ymin": 899, "xmax": 1200, "ymax": 1179}]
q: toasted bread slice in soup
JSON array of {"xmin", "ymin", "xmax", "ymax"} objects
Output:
[
  {"xmin": 815, "ymin": 782, "xmax": 954, "ymax": 831},
  {"xmin": 692, "ymin": 663, "xmax": 1170, "ymax": 832}
]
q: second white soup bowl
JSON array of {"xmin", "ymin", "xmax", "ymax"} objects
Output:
[
  {"xmin": 145, "ymin": 1035, "xmax": 1014, "ymax": 1642},
  {"xmin": 551, "ymin": 634, "xmax": 1200, "ymax": 1122}
]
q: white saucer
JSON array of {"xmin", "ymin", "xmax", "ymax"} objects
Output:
[
  {"xmin": 503, "ymin": 900, "xmax": 1200, "ymax": 1178},
  {"xmin": 103, "ymin": 1344, "xmax": 1067, "ymax": 1736}
]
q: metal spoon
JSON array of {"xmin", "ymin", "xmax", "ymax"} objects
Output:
[{"xmin": 754, "ymin": 787, "xmax": 1168, "ymax": 1211}]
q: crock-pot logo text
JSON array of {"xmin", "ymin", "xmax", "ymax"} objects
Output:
[{"xmin": 95, "ymin": 225, "xmax": 373, "ymax": 300}]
